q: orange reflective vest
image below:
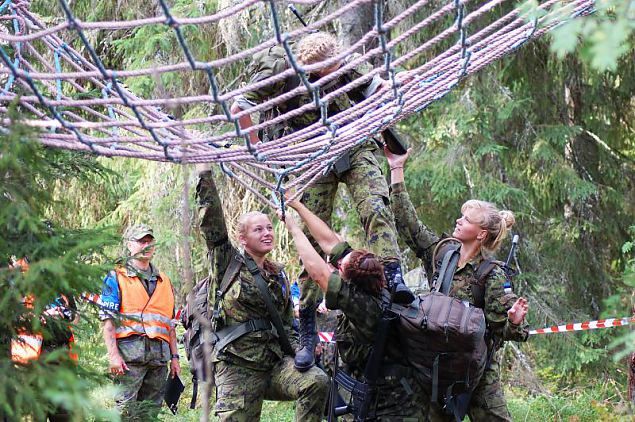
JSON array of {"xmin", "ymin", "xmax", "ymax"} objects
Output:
[
  {"xmin": 10, "ymin": 256, "xmax": 77, "ymax": 364},
  {"xmin": 114, "ymin": 267, "xmax": 174, "ymax": 343},
  {"xmin": 11, "ymin": 333, "xmax": 43, "ymax": 364}
]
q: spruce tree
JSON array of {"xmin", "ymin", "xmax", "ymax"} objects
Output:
[{"xmin": 0, "ymin": 108, "xmax": 118, "ymax": 420}]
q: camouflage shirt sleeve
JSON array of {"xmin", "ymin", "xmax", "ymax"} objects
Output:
[
  {"xmin": 390, "ymin": 182, "xmax": 440, "ymax": 278},
  {"xmin": 484, "ymin": 266, "xmax": 529, "ymax": 342},
  {"xmin": 242, "ymin": 47, "xmax": 289, "ymax": 104},
  {"xmin": 342, "ymin": 53, "xmax": 379, "ymax": 98},
  {"xmin": 196, "ymin": 170, "xmax": 235, "ymax": 281},
  {"xmin": 324, "ymin": 272, "xmax": 381, "ymax": 332}
]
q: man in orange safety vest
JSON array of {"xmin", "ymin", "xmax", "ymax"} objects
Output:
[{"xmin": 100, "ymin": 224, "xmax": 180, "ymax": 420}]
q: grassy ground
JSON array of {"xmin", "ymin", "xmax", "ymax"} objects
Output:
[
  {"xmin": 162, "ymin": 388, "xmax": 631, "ymax": 422},
  {"xmin": 79, "ymin": 323, "xmax": 632, "ymax": 421}
]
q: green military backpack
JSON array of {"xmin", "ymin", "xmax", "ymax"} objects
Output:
[
  {"xmin": 181, "ymin": 257, "xmax": 242, "ymax": 408},
  {"xmin": 394, "ymin": 238, "xmax": 504, "ymax": 420}
]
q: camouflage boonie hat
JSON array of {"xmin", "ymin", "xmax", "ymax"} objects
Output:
[{"xmin": 123, "ymin": 223, "xmax": 154, "ymax": 241}]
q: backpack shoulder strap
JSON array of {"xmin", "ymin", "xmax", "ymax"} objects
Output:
[
  {"xmin": 432, "ymin": 237, "xmax": 462, "ymax": 274},
  {"xmin": 475, "ymin": 259, "xmax": 503, "ymax": 284},
  {"xmin": 218, "ymin": 254, "xmax": 244, "ymax": 297},
  {"xmin": 282, "ymin": 59, "xmax": 302, "ymax": 111},
  {"xmin": 432, "ymin": 238, "xmax": 461, "ymax": 295},
  {"xmin": 471, "ymin": 259, "xmax": 503, "ymax": 309}
]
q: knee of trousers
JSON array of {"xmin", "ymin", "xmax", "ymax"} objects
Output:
[
  {"xmin": 356, "ymin": 196, "xmax": 400, "ymax": 256},
  {"xmin": 298, "ymin": 368, "xmax": 330, "ymax": 398},
  {"xmin": 299, "ymin": 279, "xmax": 323, "ymax": 309}
]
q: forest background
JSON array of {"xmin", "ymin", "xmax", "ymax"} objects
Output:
[{"xmin": 0, "ymin": 0, "xmax": 634, "ymax": 420}]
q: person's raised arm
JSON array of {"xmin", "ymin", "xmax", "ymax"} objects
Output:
[
  {"xmin": 230, "ymin": 102, "xmax": 259, "ymax": 145},
  {"xmin": 196, "ymin": 165, "xmax": 236, "ymax": 277},
  {"xmin": 385, "ymin": 147, "xmax": 439, "ymax": 276},
  {"xmin": 278, "ymin": 211, "xmax": 332, "ymax": 292},
  {"xmin": 287, "ymin": 200, "xmax": 342, "ymax": 256}
]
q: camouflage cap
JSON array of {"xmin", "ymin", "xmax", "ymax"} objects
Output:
[{"xmin": 123, "ymin": 223, "xmax": 154, "ymax": 241}]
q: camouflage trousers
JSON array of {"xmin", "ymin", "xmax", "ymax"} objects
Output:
[
  {"xmin": 372, "ymin": 370, "xmax": 429, "ymax": 421},
  {"xmin": 114, "ymin": 336, "xmax": 170, "ymax": 421},
  {"xmin": 428, "ymin": 351, "xmax": 512, "ymax": 422},
  {"xmin": 214, "ymin": 356, "xmax": 329, "ymax": 422},
  {"xmin": 299, "ymin": 146, "xmax": 400, "ymax": 309},
  {"xmin": 115, "ymin": 363, "xmax": 167, "ymax": 421}
]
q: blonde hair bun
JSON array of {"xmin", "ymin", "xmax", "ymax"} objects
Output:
[{"xmin": 499, "ymin": 210, "xmax": 516, "ymax": 230}]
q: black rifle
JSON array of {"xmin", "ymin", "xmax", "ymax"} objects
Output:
[
  {"xmin": 328, "ymin": 286, "xmax": 398, "ymax": 421},
  {"xmin": 288, "ymin": 4, "xmax": 408, "ymax": 155},
  {"xmin": 487, "ymin": 234, "xmax": 520, "ymax": 360}
]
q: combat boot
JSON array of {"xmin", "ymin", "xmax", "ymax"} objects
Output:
[
  {"xmin": 294, "ymin": 306, "xmax": 317, "ymax": 372},
  {"xmin": 384, "ymin": 260, "xmax": 415, "ymax": 304}
]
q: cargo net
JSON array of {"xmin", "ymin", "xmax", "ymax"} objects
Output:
[{"xmin": 0, "ymin": 0, "xmax": 594, "ymax": 208}]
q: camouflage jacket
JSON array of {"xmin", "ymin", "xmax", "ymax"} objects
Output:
[
  {"xmin": 390, "ymin": 182, "xmax": 528, "ymax": 342},
  {"xmin": 197, "ymin": 171, "xmax": 299, "ymax": 371},
  {"xmin": 241, "ymin": 45, "xmax": 380, "ymax": 132}
]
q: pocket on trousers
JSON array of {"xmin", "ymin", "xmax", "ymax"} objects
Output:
[
  {"xmin": 215, "ymin": 383, "xmax": 246, "ymax": 413},
  {"xmin": 117, "ymin": 336, "xmax": 145, "ymax": 364}
]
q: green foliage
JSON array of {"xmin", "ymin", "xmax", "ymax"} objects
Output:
[
  {"xmin": 0, "ymin": 110, "xmax": 119, "ymax": 419},
  {"xmin": 545, "ymin": 0, "xmax": 635, "ymax": 71},
  {"xmin": 608, "ymin": 226, "xmax": 635, "ymax": 361}
]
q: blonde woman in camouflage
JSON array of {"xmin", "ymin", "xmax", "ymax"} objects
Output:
[
  {"xmin": 196, "ymin": 169, "xmax": 329, "ymax": 422},
  {"xmin": 385, "ymin": 147, "xmax": 529, "ymax": 422}
]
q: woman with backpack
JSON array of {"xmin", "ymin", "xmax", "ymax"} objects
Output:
[
  {"xmin": 385, "ymin": 147, "xmax": 529, "ymax": 422},
  {"xmin": 279, "ymin": 199, "xmax": 429, "ymax": 421}
]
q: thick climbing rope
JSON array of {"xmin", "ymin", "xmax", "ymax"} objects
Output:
[{"xmin": 0, "ymin": 0, "xmax": 595, "ymax": 208}]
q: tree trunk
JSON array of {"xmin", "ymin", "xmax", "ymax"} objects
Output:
[
  {"xmin": 338, "ymin": 0, "xmax": 376, "ymax": 57},
  {"xmin": 562, "ymin": 57, "xmax": 604, "ymax": 314},
  {"xmin": 629, "ymin": 292, "xmax": 635, "ymax": 404}
]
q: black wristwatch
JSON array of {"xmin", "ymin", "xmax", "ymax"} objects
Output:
[{"xmin": 170, "ymin": 353, "xmax": 180, "ymax": 360}]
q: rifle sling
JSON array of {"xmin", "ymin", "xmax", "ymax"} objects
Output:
[{"xmin": 243, "ymin": 254, "xmax": 295, "ymax": 356}]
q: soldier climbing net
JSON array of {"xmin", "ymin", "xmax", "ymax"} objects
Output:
[{"xmin": 0, "ymin": 0, "xmax": 594, "ymax": 208}]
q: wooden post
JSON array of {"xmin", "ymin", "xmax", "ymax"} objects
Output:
[{"xmin": 629, "ymin": 292, "xmax": 635, "ymax": 405}]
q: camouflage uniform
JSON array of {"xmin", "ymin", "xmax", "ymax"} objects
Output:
[
  {"xmin": 324, "ymin": 242, "xmax": 428, "ymax": 421},
  {"xmin": 316, "ymin": 307, "xmax": 339, "ymax": 376},
  {"xmin": 238, "ymin": 45, "xmax": 401, "ymax": 312},
  {"xmin": 197, "ymin": 171, "xmax": 329, "ymax": 422},
  {"xmin": 390, "ymin": 182, "xmax": 529, "ymax": 421},
  {"xmin": 100, "ymin": 263, "xmax": 174, "ymax": 421}
]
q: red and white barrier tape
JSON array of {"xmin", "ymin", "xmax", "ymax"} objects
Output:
[
  {"xmin": 318, "ymin": 332, "xmax": 334, "ymax": 343},
  {"xmin": 81, "ymin": 293, "xmax": 182, "ymax": 325},
  {"xmin": 82, "ymin": 294, "xmax": 634, "ymax": 338},
  {"xmin": 318, "ymin": 316, "xmax": 635, "ymax": 342},
  {"xmin": 528, "ymin": 316, "xmax": 635, "ymax": 335}
]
